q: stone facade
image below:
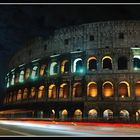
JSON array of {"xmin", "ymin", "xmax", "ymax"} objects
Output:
[{"xmin": 2, "ymin": 20, "xmax": 140, "ymax": 123}]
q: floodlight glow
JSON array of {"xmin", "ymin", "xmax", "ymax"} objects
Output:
[
  {"xmin": 11, "ymin": 74, "xmax": 15, "ymax": 85},
  {"xmin": 11, "ymin": 68, "xmax": 15, "ymax": 72},
  {"xmin": 19, "ymin": 70, "xmax": 24, "ymax": 83},
  {"xmin": 131, "ymin": 48, "xmax": 140, "ymax": 50},
  {"xmin": 50, "ymin": 62, "xmax": 58, "ymax": 75},
  {"xmin": 6, "ymin": 77, "xmax": 10, "ymax": 88},
  {"xmin": 79, "ymin": 68, "xmax": 84, "ymax": 73},
  {"xmin": 50, "ymin": 54, "xmax": 60, "ymax": 58},
  {"xmin": 6, "ymin": 83, "xmax": 9, "ymax": 88},
  {"xmin": 134, "ymin": 67, "xmax": 139, "ymax": 70},
  {"xmin": 32, "ymin": 58, "xmax": 40, "ymax": 63},
  {"xmin": 70, "ymin": 51, "xmax": 82, "ymax": 53},
  {"xmin": 19, "ymin": 64, "xmax": 25, "ymax": 67},
  {"xmin": 134, "ymin": 56, "xmax": 140, "ymax": 59},
  {"xmin": 31, "ymin": 66, "xmax": 38, "ymax": 79},
  {"xmin": 73, "ymin": 58, "xmax": 82, "ymax": 72},
  {"xmin": 121, "ymin": 95, "xmax": 124, "ymax": 98}
]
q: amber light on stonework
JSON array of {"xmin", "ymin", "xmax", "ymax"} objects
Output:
[
  {"xmin": 103, "ymin": 81, "xmax": 114, "ymax": 97},
  {"xmin": 87, "ymin": 82, "xmax": 97, "ymax": 97}
]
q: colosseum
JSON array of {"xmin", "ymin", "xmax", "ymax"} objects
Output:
[{"xmin": 1, "ymin": 20, "xmax": 140, "ymax": 123}]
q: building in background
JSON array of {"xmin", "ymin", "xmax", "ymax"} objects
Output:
[{"xmin": 1, "ymin": 20, "xmax": 140, "ymax": 123}]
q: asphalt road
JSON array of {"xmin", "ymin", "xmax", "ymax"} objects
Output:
[{"xmin": 0, "ymin": 120, "xmax": 140, "ymax": 137}]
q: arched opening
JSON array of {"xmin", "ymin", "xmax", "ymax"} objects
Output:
[
  {"xmin": 50, "ymin": 109, "xmax": 55, "ymax": 119},
  {"xmin": 25, "ymin": 68, "xmax": 30, "ymax": 80},
  {"xmin": 37, "ymin": 111, "xmax": 43, "ymax": 118},
  {"xmin": 15, "ymin": 73, "xmax": 19, "ymax": 84},
  {"xmin": 59, "ymin": 109, "xmax": 68, "ymax": 120},
  {"xmin": 74, "ymin": 109, "xmax": 82, "ymax": 120},
  {"xmin": 13, "ymin": 93, "xmax": 17, "ymax": 102},
  {"xmin": 102, "ymin": 56, "xmax": 112, "ymax": 70},
  {"xmin": 61, "ymin": 60, "xmax": 69, "ymax": 74},
  {"xmin": 9, "ymin": 92, "xmax": 12, "ymax": 103},
  {"xmin": 88, "ymin": 109, "xmax": 97, "ymax": 119},
  {"xmin": 87, "ymin": 57, "xmax": 97, "ymax": 71},
  {"xmin": 103, "ymin": 109, "xmax": 113, "ymax": 120},
  {"xmin": 48, "ymin": 84, "xmax": 57, "ymax": 99},
  {"xmin": 40, "ymin": 65, "xmax": 46, "ymax": 76},
  {"xmin": 38, "ymin": 86, "xmax": 44, "ymax": 99},
  {"xmin": 119, "ymin": 81, "xmax": 130, "ymax": 97},
  {"xmin": 30, "ymin": 87, "xmax": 36, "ymax": 98},
  {"xmin": 135, "ymin": 81, "xmax": 140, "ymax": 97},
  {"xmin": 19, "ymin": 70, "xmax": 24, "ymax": 83},
  {"xmin": 17, "ymin": 89, "xmax": 22, "ymax": 101},
  {"xmin": 31, "ymin": 66, "xmax": 38, "ymax": 79},
  {"xmin": 87, "ymin": 82, "xmax": 97, "ymax": 97},
  {"xmin": 133, "ymin": 56, "xmax": 140, "ymax": 70},
  {"xmin": 120, "ymin": 110, "xmax": 129, "ymax": 121},
  {"xmin": 118, "ymin": 56, "xmax": 128, "ymax": 70},
  {"xmin": 136, "ymin": 110, "xmax": 140, "ymax": 121},
  {"xmin": 11, "ymin": 74, "xmax": 15, "ymax": 85},
  {"xmin": 6, "ymin": 76, "xmax": 10, "ymax": 88},
  {"xmin": 59, "ymin": 83, "xmax": 69, "ymax": 98},
  {"xmin": 23, "ymin": 88, "xmax": 28, "ymax": 99},
  {"xmin": 50, "ymin": 62, "xmax": 58, "ymax": 75},
  {"xmin": 102, "ymin": 81, "xmax": 114, "ymax": 97},
  {"xmin": 73, "ymin": 58, "xmax": 83, "ymax": 73},
  {"xmin": 73, "ymin": 83, "xmax": 82, "ymax": 97}
]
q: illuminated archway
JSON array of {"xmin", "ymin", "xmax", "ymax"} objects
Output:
[
  {"xmin": 17, "ymin": 89, "xmax": 22, "ymax": 101},
  {"xmin": 87, "ymin": 57, "xmax": 97, "ymax": 71},
  {"xmin": 50, "ymin": 62, "xmax": 58, "ymax": 75},
  {"xmin": 19, "ymin": 70, "xmax": 24, "ymax": 83},
  {"xmin": 31, "ymin": 66, "xmax": 38, "ymax": 79},
  {"xmin": 23, "ymin": 88, "xmax": 28, "ymax": 99},
  {"xmin": 87, "ymin": 82, "xmax": 97, "ymax": 97},
  {"xmin": 11, "ymin": 74, "xmax": 15, "ymax": 85},
  {"xmin": 88, "ymin": 109, "xmax": 97, "ymax": 119},
  {"xmin": 25, "ymin": 68, "xmax": 30, "ymax": 79},
  {"xmin": 6, "ymin": 76, "xmax": 10, "ymax": 88},
  {"xmin": 103, "ymin": 109, "xmax": 113, "ymax": 120},
  {"xmin": 38, "ymin": 86, "xmax": 44, "ymax": 99},
  {"xmin": 15, "ymin": 73, "xmax": 19, "ymax": 84},
  {"xmin": 48, "ymin": 84, "xmax": 57, "ymax": 99},
  {"xmin": 102, "ymin": 81, "xmax": 114, "ymax": 97},
  {"xmin": 61, "ymin": 60, "xmax": 69, "ymax": 74},
  {"xmin": 59, "ymin": 109, "xmax": 68, "ymax": 120},
  {"xmin": 120, "ymin": 110, "xmax": 129, "ymax": 120},
  {"xmin": 73, "ymin": 83, "xmax": 82, "ymax": 97},
  {"xmin": 30, "ymin": 87, "xmax": 36, "ymax": 98},
  {"xmin": 73, "ymin": 58, "xmax": 83, "ymax": 73},
  {"xmin": 102, "ymin": 56, "xmax": 112, "ymax": 70},
  {"xmin": 119, "ymin": 81, "xmax": 130, "ymax": 97},
  {"xmin": 118, "ymin": 56, "xmax": 128, "ymax": 70},
  {"xmin": 50, "ymin": 109, "xmax": 55, "ymax": 119},
  {"xmin": 136, "ymin": 110, "xmax": 140, "ymax": 121},
  {"xmin": 133, "ymin": 56, "xmax": 140, "ymax": 70},
  {"xmin": 135, "ymin": 81, "xmax": 140, "ymax": 97},
  {"xmin": 40, "ymin": 65, "xmax": 46, "ymax": 76},
  {"xmin": 59, "ymin": 83, "xmax": 69, "ymax": 98},
  {"xmin": 74, "ymin": 109, "xmax": 82, "ymax": 120}
]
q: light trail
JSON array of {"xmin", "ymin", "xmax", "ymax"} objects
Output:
[
  {"xmin": 0, "ymin": 120, "xmax": 101, "ymax": 136},
  {"xmin": 0, "ymin": 120, "xmax": 140, "ymax": 136}
]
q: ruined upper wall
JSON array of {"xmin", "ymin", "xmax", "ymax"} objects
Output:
[{"xmin": 9, "ymin": 20, "xmax": 140, "ymax": 69}]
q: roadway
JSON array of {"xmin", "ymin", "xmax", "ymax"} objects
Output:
[{"xmin": 0, "ymin": 120, "xmax": 140, "ymax": 136}]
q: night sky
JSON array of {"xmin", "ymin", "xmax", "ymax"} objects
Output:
[{"xmin": 0, "ymin": 4, "xmax": 140, "ymax": 98}]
